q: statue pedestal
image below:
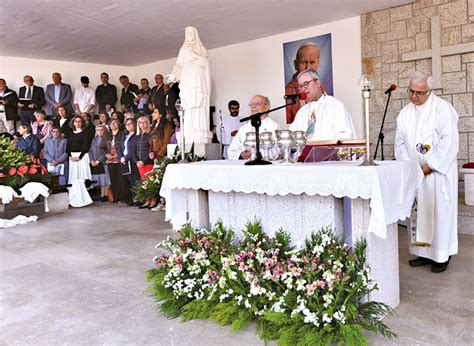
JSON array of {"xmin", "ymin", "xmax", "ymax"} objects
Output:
[
  {"xmin": 167, "ymin": 143, "xmax": 221, "ymax": 160},
  {"xmin": 184, "ymin": 130, "xmax": 213, "ymax": 145}
]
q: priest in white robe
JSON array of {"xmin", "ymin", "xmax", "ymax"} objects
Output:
[
  {"xmin": 289, "ymin": 70, "xmax": 356, "ymax": 140},
  {"xmin": 228, "ymin": 95, "xmax": 280, "ymax": 161},
  {"xmin": 395, "ymin": 71, "xmax": 459, "ymax": 273},
  {"xmin": 216, "ymin": 100, "xmax": 243, "ymax": 159}
]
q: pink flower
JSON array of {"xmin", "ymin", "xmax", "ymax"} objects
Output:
[
  {"xmin": 238, "ymin": 262, "xmax": 247, "ymax": 271},
  {"xmin": 316, "ymin": 280, "xmax": 326, "ymax": 288},
  {"xmin": 290, "ymin": 266, "xmax": 302, "ymax": 277}
]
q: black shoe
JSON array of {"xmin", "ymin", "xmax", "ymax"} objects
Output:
[
  {"xmin": 100, "ymin": 196, "xmax": 108, "ymax": 202},
  {"xmin": 126, "ymin": 201, "xmax": 135, "ymax": 206},
  {"xmin": 431, "ymin": 257, "xmax": 451, "ymax": 273},
  {"xmin": 409, "ymin": 257, "xmax": 433, "ymax": 267},
  {"xmin": 138, "ymin": 204, "xmax": 150, "ymax": 209}
]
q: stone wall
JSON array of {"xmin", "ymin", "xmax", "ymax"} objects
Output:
[{"xmin": 361, "ymin": 0, "xmax": 474, "ymax": 179}]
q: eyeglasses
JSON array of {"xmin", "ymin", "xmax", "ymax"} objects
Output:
[
  {"xmin": 74, "ymin": 120, "xmax": 83, "ymax": 123},
  {"xmin": 248, "ymin": 102, "xmax": 263, "ymax": 107},
  {"xmin": 407, "ymin": 88, "xmax": 431, "ymax": 97},
  {"xmin": 297, "ymin": 79, "xmax": 318, "ymax": 91}
]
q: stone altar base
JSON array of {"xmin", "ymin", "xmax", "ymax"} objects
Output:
[
  {"xmin": 347, "ymin": 198, "xmax": 400, "ymax": 308},
  {"xmin": 208, "ymin": 191, "xmax": 344, "ymax": 245}
]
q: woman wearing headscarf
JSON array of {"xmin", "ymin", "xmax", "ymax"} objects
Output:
[{"xmin": 89, "ymin": 124, "xmax": 111, "ymax": 202}]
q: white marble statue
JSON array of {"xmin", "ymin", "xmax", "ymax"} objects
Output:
[{"xmin": 167, "ymin": 26, "xmax": 212, "ymax": 144}]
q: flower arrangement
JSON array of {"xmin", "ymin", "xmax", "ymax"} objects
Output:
[
  {"xmin": 0, "ymin": 136, "xmax": 51, "ymax": 189},
  {"xmin": 134, "ymin": 144, "xmax": 205, "ymax": 203},
  {"xmin": 147, "ymin": 222, "xmax": 396, "ymax": 345}
]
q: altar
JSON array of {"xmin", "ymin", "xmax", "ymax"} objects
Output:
[{"xmin": 160, "ymin": 160, "xmax": 423, "ymax": 308}]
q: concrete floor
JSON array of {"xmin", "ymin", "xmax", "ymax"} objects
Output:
[{"xmin": 0, "ymin": 203, "xmax": 473, "ymax": 345}]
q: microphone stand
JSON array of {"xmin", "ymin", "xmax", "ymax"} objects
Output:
[
  {"xmin": 373, "ymin": 91, "xmax": 393, "ymax": 161},
  {"xmin": 218, "ymin": 110, "xmax": 224, "ymax": 159},
  {"xmin": 240, "ymin": 97, "xmax": 297, "ymax": 166}
]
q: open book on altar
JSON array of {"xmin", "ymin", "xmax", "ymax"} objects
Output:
[{"xmin": 298, "ymin": 139, "xmax": 366, "ymax": 163}]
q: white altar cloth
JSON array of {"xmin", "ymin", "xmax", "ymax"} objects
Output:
[{"xmin": 161, "ymin": 160, "xmax": 423, "ymax": 238}]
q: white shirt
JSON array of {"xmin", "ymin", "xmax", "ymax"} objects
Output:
[
  {"xmin": 74, "ymin": 87, "xmax": 96, "ymax": 113},
  {"xmin": 289, "ymin": 94, "xmax": 356, "ymax": 140},
  {"xmin": 227, "ymin": 117, "xmax": 280, "ymax": 160}
]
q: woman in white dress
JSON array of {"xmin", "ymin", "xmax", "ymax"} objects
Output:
[{"xmin": 66, "ymin": 115, "xmax": 92, "ymax": 207}]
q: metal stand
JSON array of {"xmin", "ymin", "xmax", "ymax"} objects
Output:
[
  {"xmin": 360, "ymin": 88, "xmax": 377, "ymax": 166},
  {"xmin": 218, "ymin": 110, "xmax": 224, "ymax": 159},
  {"xmin": 245, "ymin": 116, "xmax": 271, "ymax": 166},
  {"xmin": 373, "ymin": 91, "xmax": 392, "ymax": 161},
  {"xmin": 178, "ymin": 109, "xmax": 186, "ymax": 163}
]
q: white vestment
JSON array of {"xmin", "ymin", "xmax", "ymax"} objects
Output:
[
  {"xmin": 289, "ymin": 94, "xmax": 356, "ymax": 140},
  {"xmin": 74, "ymin": 87, "xmax": 96, "ymax": 113},
  {"xmin": 216, "ymin": 115, "xmax": 243, "ymax": 159},
  {"xmin": 394, "ymin": 93, "xmax": 459, "ymax": 263},
  {"xmin": 227, "ymin": 117, "xmax": 280, "ymax": 161}
]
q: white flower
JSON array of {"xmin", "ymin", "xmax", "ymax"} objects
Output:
[
  {"xmin": 312, "ymin": 244, "xmax": 324, "ymax": 255},
  {"xmin": 322, "ymin": 313, "xmax": 332, "ymax": 324},
  {"xmin": 244, "ymin": 299, "xmax": 252, "ymax": 309},
  {"xmin": 235, "ymin": 295, "xmax": 243, "ymax": 305},
  {"xmin": 266, "ymin": 291, "xmax": 276, "ymax": 301},
  {"xmin": 228, "ymin": 271, "xmax": 237, "ymax": 280},
  {"xmin": 296, "ymin": 279, "xmax": 307, "ymax": 291},
  {"xmin": 262, "ymin": 270, "xmax": 272, "ymax": 280},
  {"xmin": 333, "ymin": 311, "xmax": 346, "ymax": 324},
  {"xmin": 218, "ymin": 276, "xmax": 226, "ymax": 288}
]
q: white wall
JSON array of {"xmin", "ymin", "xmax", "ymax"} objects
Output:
[
  {"xmin": 1, "ymin": 16, "xmax": 363, "ymax": 135},
  {"xmin": 135, "ymin": 16, "xmax": 363, "ymax": 135}
]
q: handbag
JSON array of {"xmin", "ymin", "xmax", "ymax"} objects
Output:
[
  {"xmin": 90, "ymin": 162, "xmax": 105, "ymax": 175},
  {"xmin": 120, "ymin": 161, "xmax": 132, "ymax": 175}
]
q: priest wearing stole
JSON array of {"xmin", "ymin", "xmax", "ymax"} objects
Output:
[
  {"xmin": 289, "ymin": 70, "xmax": 356, "ymax": 140},
  {"xmin": 395, "ymin": 71, "xmax": 459, "ymax": 273}
]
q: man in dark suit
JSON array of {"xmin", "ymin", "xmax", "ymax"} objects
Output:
[
  {"xmin": 119, "ymin": 75, "xmax": 139, "ymax": 113},
  {"xmin": 45, "ymin": 72, "xmax": 74, "ymax": 116},
  {"xmin": 95, "ymin": 72, "xmax": 118, "ymax": 114},
  {"xmin": 0, "ymin": 78, "xmax": 19, "ymax": 133},
  {"xmin": 18, "ymin": 75, "xmax": 46, "ymax": 124},
  {"xmin": 148, "ymin": 74, "xmax": 167, "ymax": 112}
]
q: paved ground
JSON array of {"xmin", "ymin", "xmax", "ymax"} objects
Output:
[{"xmin": 0, "ymin": 202, "xmax": 472, "ymax": 345}]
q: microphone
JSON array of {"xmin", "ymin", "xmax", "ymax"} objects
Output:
[
  {"xmin": 284, "ymin": 93, "xmax": 307, "ymax": 101},
  {"xmin": 384, "ymin": 84, "xmax": 397, "ymax": 94}
]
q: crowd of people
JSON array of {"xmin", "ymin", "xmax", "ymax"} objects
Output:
[
  {"xmin": 0, "ymin": 65, "xmax": 460, "ymax": 273},
  {"xmin": 0, "ymin": 71, "xmax": 180, "ymax": 211}
]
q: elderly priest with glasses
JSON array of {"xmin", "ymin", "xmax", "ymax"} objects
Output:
[
  {"xmin": 288, "ymin": 70, "xmax": 356, "ymax": 140},
  {"xmin": 395, "ymin": 71, "xmax": 459, "ymax": 273}
]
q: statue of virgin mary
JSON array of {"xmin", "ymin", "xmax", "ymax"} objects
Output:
[{"xmin": 167, "ymin": 26, "xmax": 212, "ymax": 144}]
